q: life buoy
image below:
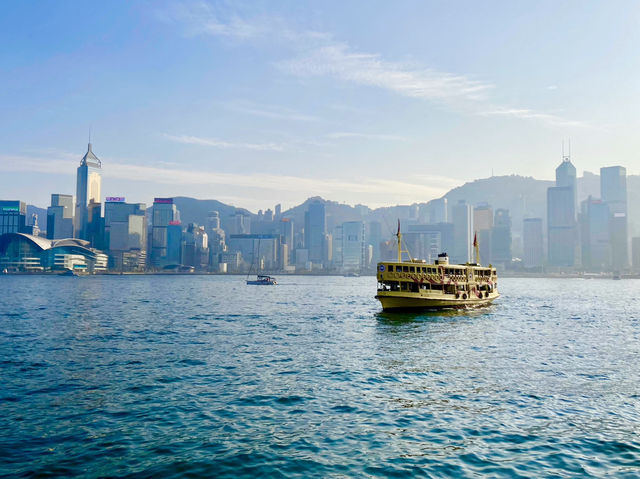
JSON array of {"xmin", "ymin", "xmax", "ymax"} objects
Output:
[
  {"xmin": 462, "ymin": 293, "xmax": 467, "ymax": 300},
  {"xmin": 455, "ymin": 292, "xmax": 460, "ymax": 299}
]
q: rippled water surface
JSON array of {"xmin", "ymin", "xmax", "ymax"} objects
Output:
[{"xmin": 1, "ymin": 275, "xmax": 640, "ymax": 477}]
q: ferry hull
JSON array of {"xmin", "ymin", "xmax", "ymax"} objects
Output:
[{"xmin": 376, "ymin": 292, "xmax": 499, "ymax": 311}]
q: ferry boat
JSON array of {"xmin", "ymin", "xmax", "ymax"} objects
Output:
[{"xmin": 375, "ymin": 225, "xmax": 499, "ymax": 311}]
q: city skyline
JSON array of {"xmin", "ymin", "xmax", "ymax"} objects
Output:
[{"xmin": 2, "ymin": 1, "xmax": 640, "ymax": 210}]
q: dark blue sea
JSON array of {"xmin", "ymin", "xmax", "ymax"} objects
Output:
[{"xmin": 1, "ymin": 275, "xmax": 640, "ymax": 478}]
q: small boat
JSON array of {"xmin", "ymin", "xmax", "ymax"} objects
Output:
[
  {"xmin": 375, "ymin": 222, "xmax": 499, "ymax": 311},
  {"xmin": 246, "ymin": 274, "xmax": 277, "ymax": 285}
]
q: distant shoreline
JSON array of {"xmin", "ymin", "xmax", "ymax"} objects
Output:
[{"xmin": 2, "ymin": 271, "xmax": 638, "ymax": 279}]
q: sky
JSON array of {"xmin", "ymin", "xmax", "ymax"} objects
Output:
[{"xmin": 1, "ymin": 0, "xmax": 639, "ymax": 212}]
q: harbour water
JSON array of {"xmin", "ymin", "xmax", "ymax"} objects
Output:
[{"xmin": 1, "ymin": 276, "xmax": 639, "ymax": 477}]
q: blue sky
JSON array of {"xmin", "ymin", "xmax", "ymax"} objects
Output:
[{"xmin": 1, "ymin": 1, "xmax": 639, "ymax": 211}]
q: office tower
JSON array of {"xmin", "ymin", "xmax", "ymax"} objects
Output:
[
  {"xmin": 405, "ymin": 223, "xmax": 454, "ymax": 264},
  {"xmin": 304, "ymin": 200, "xmax": 326, "ymax": 264},
  {"xmin": 47, "ymin": 194, "xmax": 74, "ymax": 239},
  {"xmin": 206, "ymin": 211, "xmax": 226, "ymax": 268},
  {"xmin": 429, "ymin": 198, "xmax": 449, "ymax": 224},
  {"xmin": 75, "ymin": 143, "xmax": 102, "ymax": 240},
  {"xmin": 227, "ymin": 234, "xmax": 279, "ymax": 270},
  {"xmin": 580, "ymin": 196, "xmax": 611, "ymax": 271},
  {"xmin": 280, "ymin": 218, "xmax": 294, "ymax": 263},
  {"xmin": 523, "ymin": 218, "xmax": 544, "ymax": 269},
  {"xmin": 275, "ymin": 204, "xmax": 282, "ymax": 218},
  {"xmin": 547, "ymin": 186, "xmax": 577, "ymax": 266},
  {"xmin": 601, "ymin": 166, "xmax": 628, "ymax": 270},
  {"xmin": 547, "ymin": 155, "xmax": 578, "ymax": 267},
  {"xmin": 473, "ymin": 203, "xmax": 493, "ymax": 264},
  {"xmin": 632, "ymin": 237, "xmax": 640, "ymax": 272},
  {"xmin": 0, "ymin": 201, "xmax": 27, "ymax": 235},
  {"xmin": 491, "ymin": 209, "xmax": 512, "ymax": 266},
  {"xmin": 86, "ymin": 200, "xmax": 104, "ymax": 249},
  {"xmin": 104, "ymin": 198, "xmax": 147, "ymax": 271},
  {"xmin": 151, "ymin": 198, "xmax": 180, "ymax": 268},
  {"xmin": 167, "ymin": 221, "xmax": 183, "ymax": 266},
  {"xmin": 182, "ymin": 224, "xmax": 209, "ymax": 270},
  {"xmin": 232, "ymin": 211, "xmax": 249, "ymax": 235},
  {"xmin": 367, "ymin": 221, "xmax": 382, "ymax": 265},
  {"xmin": 452, "ymin": 200, "xmax": 473, "ymax": 264},
  {"xmin": 340, "ymin": 221, "xmax": 365, "ymax": 272}
]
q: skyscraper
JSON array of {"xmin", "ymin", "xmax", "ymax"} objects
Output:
[
  {"xmin": 304, "ymin": 200, "xmax": 326, "ymax": 264},
  {"xmin": 473, "ymin": 203, "xmax": 493, "ymax": 264},
  {"xmin": 452, "ymin": 200, "xmax": 473, "ymax": 264},
  {"xmin": 0, "ymin": 201, "xmax": 27, "ymax": 235},
  {"xmin": 491, "ymin": 209, "xmax": 512, "ymax": 267},
  {"xmin": 601, "ymin": 166, "xmax": 628, "ymax": 270},
  {"xmin": 75, "ymin": 143, "xmax": 102, "ymax": 241},
  {"xmin": 104, "ymin": 198, "xmax": 147, "ymax": 271},
  {"xmin": 151, "ymin": 198, "xmax": 180, "ymax": 268},
  {"xmin": 47, "ymin": 194, "xmax": 74, "ymax": 239},
  {"xmin": 340, "ymin": 221, "xmax": 366, "ymax": 273},
  {"xmin": 580, "ymin": 196, "xmax": 611, "ymax": 271},
  {"xmin": 547, "ymin": 156, "xmax": 578, "ymax": 267},
  {"xmin": 522, "ymin": 218, "xmax": 543, "ymax": 269}
]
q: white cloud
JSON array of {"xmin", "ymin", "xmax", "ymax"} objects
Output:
[
  {"xmin": 478, "ymin": 108, "xmax": 588, "ymax": 128},
  {"xmin": 163, "ymin": 133, "xmax": 287, "ymax": 151},
  {"xmin": 0, "ymin": 152, "xmax": 458, "ymax": 209},
  {"xmin": 224, "ymin": 101, "xmax": 319, "ymax": 122},
  {"xmin": 279, "ymin": 43, "xmax": 492, "ymax": 104},
  {"xmin": 163, "ymin": 4, "xmax": 589, "ymax": 130},
  {"xmin": 325, "ymin": 132, "xmax": 406, "ymax": 141}
]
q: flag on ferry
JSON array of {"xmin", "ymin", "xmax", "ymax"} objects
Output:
[{"xmin": 473, "ymin": 232, "xmax": 478, "ymax": 248}]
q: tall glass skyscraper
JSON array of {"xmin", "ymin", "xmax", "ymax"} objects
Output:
[
  {"xmin": 75, "ymin": 143, "xmax": 102, "ymax": 241},
  {"xmin": 150, "ymin": 198, "xmax": 180, "ymax": 268},
  {"xmin": 547, "ymin": 157, "xmax": 578, "ymax": 267},
  {"xmin": 601, "ymin": 166, "xmax": 628, "ymax": 270},
  {"xmin": 304, "ymin": 200, "xmax": 326, "ymax": 264}
]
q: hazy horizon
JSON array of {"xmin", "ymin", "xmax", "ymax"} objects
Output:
[{"xmin": 2, "ymin": 1, "xmax": 639, "ymax": 211}]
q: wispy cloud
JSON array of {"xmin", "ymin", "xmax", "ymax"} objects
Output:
[
  {"xmin": 325, "ymin": 132, "xmax": 406, "ymax": 141},
  {"xmin": 478, "ymin": 108, "xmax": 588, "ymax": 128},
  {"xmin": 0, "ymin": 153, "xmax": 459, "ymax": 209},
  {"xmin": 224, "ymin": 101, "xmax": 319, "ymax": 122},
  {"xmin": 278, "ymin": 43, "xmax": 492, "ymax": 104},
  {"xmin": 164, "ymin": 133, "xmax": 287, "ymax": 151},
  {"xmin": 162, "ymin": 3, "xmax": 589, "ymax": 130}
]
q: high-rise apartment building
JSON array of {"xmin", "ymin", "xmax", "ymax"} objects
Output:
[
  {"xmin": 47, "ymin": 194, "xmax": 74, "ymax": 239},
  {"xmin": 75, "ymin": 143, "xmax": 102, "ymax": 241}
]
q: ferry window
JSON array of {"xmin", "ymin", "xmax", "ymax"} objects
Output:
[
  {"xmin": 403, "ymin": 266, "xmax": 409, "ymax": 272},
  {"xmin": 421, "ymin": 267, "xmax": 426, "ymax": 273},
  {"xmin": 409, "ymin": 267, "xmax": 415, "ymax": 273},
  {"xmin": 387, "ymin": 265, "xmax": 393, "ymax": 272}
]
